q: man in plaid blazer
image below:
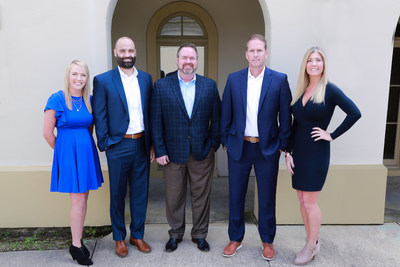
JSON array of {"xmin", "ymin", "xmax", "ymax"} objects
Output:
[{"xmin": 151, "ymin": 43, "xmax": 221, "ymax": 253}]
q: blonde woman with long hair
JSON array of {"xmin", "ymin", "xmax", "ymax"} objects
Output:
[
  {"xmin": 43, "ymin": 60, "xmax": 103, "ymax": 265},
  {"xmin": 285, "ymin": 47, "xmax": 361, "ymax": 265}
]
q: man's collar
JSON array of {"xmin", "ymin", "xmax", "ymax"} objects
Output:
[
  {"xmin": 248, "ymin": 66, "xmax": 265, "ymax": 79},
  {"xmin": 118, "ymin": 66, "xmax": 138, "ymax": 78},
  {"xmin": 178, "ymin": 71, "xmax": 196, "ymax": 84}
]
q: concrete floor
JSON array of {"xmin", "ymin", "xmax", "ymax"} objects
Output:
[
  {"xmin": 385, "ymin": 176, "xmax": 400, "ymax": 222},
  {"xmin": 2, "ymin": 223, "xmax": 400, "ymax": 267}
]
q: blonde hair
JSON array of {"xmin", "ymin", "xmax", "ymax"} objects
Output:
[
  {"xmin": 62, "ymin": 60, "xmax": 92, "ymax": 113},
  {"xmin": 291, "ymin": 47, "xmax": 328, "ymax": 105}
]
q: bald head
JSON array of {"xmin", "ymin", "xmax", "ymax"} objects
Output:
[
  {"xmin": 114, "ymin": 37, "xmax": 134, "ymax": 50},
  {"xmin": 114, "ymin": 37, "xmax": 136, "ymax": 69}
]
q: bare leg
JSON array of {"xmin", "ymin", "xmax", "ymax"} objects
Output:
[
  {"xmin": 302, "ymin": 191, "xmax": 321, "ymax": 244},
  {"xmin": 296, "ymin": 190, "xmax": 310, "ymax": 239},
  {"xmin": 70, "ymin": 191, "xmax": 89, "ymax": 247}
]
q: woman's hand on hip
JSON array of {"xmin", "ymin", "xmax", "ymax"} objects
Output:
[{"xmin": 311, "ymin": 127, "xmax": 333, "ymax": 142}]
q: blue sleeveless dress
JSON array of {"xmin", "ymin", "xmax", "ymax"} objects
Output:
[{"xmin": 44, "ymin": 90, "xmax": 103, "ymax": 193}]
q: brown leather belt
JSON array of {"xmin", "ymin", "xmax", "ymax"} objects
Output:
[
  {"xmin": 124, "ymin": 132, "xmax": 144, "ymax": 139},
  {"xmin": 244, "ymin": 136, "xmax": 259, "ymax": 143}
]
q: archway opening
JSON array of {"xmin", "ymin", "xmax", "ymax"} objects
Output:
[
  {"xmin": 147, "ymin": 2, "xmax": 217, "ymax": 82},
  {"xmin": 111, "ymin": 0, "xmax": 265, "ymax": 177},
  {"xmin": 384, "ymin": 18, "xmax": 400, "ymax": 174},
  {"xmin": 158, "ymin": 15, "xmax": 206, "ymax": 78},
  {"xmin": 384, "ymin": 17, "xmax": 400, "ymax": 222}
]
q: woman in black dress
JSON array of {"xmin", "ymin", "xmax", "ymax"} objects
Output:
[{"xmin": 285, "ymin": 47, "xmax": 361, "ymax": 265}]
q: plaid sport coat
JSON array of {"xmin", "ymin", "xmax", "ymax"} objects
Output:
[{"xmin": 151, "ymin": 72, "xmax": 221, "ymax": 164}]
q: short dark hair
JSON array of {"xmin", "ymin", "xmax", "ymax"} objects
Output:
[
  {"xmin": 177, "ymin": 43, "xmax": 198, "ymax": 58},
  {"xmin": 246, "ymin": 34, "xmax": 267, "ymax": 50}
]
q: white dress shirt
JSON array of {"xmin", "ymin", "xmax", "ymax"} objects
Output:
[
  {"xmin": 244, "ymin": 67, "xmax": 265, "ymax": 137},
  {"xmin": 118, "ymin": 66, "xmax": 144, "ymax": 134}
]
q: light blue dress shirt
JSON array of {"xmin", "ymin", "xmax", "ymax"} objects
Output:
[{"xmin": 178, "ymin": 72, "xmax": 196, "ymax": 118}]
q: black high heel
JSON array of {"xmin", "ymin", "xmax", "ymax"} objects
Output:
[
  {"xmin": 69, "ymin": 245, "xmax": 93, "ymax": 266},
  {"xmin": 81, "ymin": 239, "xmax": 90, "ymax": 257}
]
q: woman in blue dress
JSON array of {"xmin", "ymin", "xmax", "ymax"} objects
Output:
[
  {"xmin": 284, "ymin": 47, "xmax": 361, "ymax": 265},
  {"xmin": 43, "ymin": 60, "xmax": 103, "ymax": 266}
]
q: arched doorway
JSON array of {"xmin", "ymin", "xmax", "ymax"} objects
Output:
[
  {"xmin": 384, "ymin": 17, "xmax": 400, "ymax": 175},
  {"xmin": 111, "ymin": 0, "xmax": 265, "ymax": 176},
  {"xmin": 147, "ymin": 2, "xmax": 218, "ymax": 81},
  {"xmin": 158, "ymin": 15, "xmax": 206, "ymax": 78},
  {"xmin": 384, "ymin": 17, "xmax": 400, "ymax": 222}
]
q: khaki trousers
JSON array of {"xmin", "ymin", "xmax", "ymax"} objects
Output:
[{"xmin": 163, "ymin": 149, "xmax": 215, "ymax": 239}]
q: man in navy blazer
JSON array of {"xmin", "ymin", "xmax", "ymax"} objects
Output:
[
  {"xmin": 151, "ymin": 43, "xmax": 221, "ymax": 253},
  {"xmin": 92, "ymin": 37, "xmax": 154, "ymax": 257},
  {"xmin": 221, "ymin": 34, "xmax": 292, "ymax": 260}
]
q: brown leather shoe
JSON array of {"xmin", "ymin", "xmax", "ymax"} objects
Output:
[
  {"xmin": 262, "ymin": 242, "xmax": 275, "ymax": 260},
  {"xmin": 129, "ymin": 237, "xmax": 151, "ymax": 253},
  {"xmin": 115, "ymin": 240, "xmax": 128, "ymax": 257},
  {"xmin": 222, "ymin": 241, "xmax": 242, "ymax": 257}
]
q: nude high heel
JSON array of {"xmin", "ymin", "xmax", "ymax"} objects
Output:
[
  {"xmin": 295, "ymin": 237, "xmax": 308, "ymax": 258},
  {"xmin": 294, "ymin": 240, "xmax": 319, "ymax": 265}
]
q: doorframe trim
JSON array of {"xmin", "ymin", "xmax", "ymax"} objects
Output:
[{"xmin": 146, "ymin": 1, "xmax": 218, "ymax": 81}]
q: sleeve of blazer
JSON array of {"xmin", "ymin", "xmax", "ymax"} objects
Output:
[
  {"xmin": 220, "ymin": 75, "xmax": 232, "ymax": 148},
  {"xmin": 92, "ymin": 76, "xmax": 109, "ymax": 152},
  {"xmin": 141, "ymin": 71, "xmax": 154, "ymax": 150},
  {"xmin": 150, "ymin": 81, "xmax": 167, "ymax": 158},
  {"xmin": 209, "ymin": 80, "xmax": 221, "ymax": 151},
  {"xmin": 278, "ymin": 74, "xmax": 292, "ymax": 151}
]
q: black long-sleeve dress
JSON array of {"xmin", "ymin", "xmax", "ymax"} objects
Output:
[{"xmin": 288, "ymin": 82, "xmax": 361, "ymax": 191}]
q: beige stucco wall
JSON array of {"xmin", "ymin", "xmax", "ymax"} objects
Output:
[
  {"xmin": 0, "ymin": 0, "xmax": 398, "ymax": 227},
  {"xmin": 0, "ymin": 164, "xmax": 386, "ymax": 227},
  {"xmin": 0, "ymin": 167, "xmax": 110, "ymax": 227},
  {"xmin": 0, "ymin": 0, "xmax": 113, "ymax": 167},
  {"xmin": 255, "ymin": 165, "xmax": 388, "ymax": 224},
  {"xmin": 265, "ymin": 0, "xmax": 400, "ymax": 166}
]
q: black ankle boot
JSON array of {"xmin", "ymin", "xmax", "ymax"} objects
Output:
[
  {"xmin": 81, "ymin": 239, "xmax": 90, "ymax": 257},
  {"xmin": 69, "ymin": 245, "xmax": 93, "ymax": 266}
]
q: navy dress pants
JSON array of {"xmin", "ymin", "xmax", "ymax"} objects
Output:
[
  {"xmin": 228, "ymin": 141, "xmax": 279, "ymax": 243},
  {"xmin": 105, "ymin": 137, "xmax": 149, "ymax": 241}
]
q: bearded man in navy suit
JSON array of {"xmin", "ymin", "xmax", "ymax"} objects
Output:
[
  {"xmin": 92, "ymin": 37, "xmax": 154, "ymax": 257},
  {"xmin": 221, "ymin": 34, "xmax": 292, "ymax": 261},
  {"xmin": 151, "ymin": 43, "xmax": 221, "ymax": 253}
]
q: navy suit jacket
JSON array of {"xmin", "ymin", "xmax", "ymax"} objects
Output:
[
  {"xmin": 92, "ymin": 67, "xmax": 153, "ymax": 153},
  {"xmin": 221, "ymin": 67, "xmax": 292, "ymax": 161},
  {"xmin": 151, "ymin": 73, "xmax": 221, "ymax": 164}
]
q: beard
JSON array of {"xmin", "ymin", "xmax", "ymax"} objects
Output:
[
  {"xmin": 181, "ymin": 63, "xmax": 196, "ymax": 74},
  {"xmin": 116, "ymin": 56, "xmax": 136, "ymax": 69}
]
